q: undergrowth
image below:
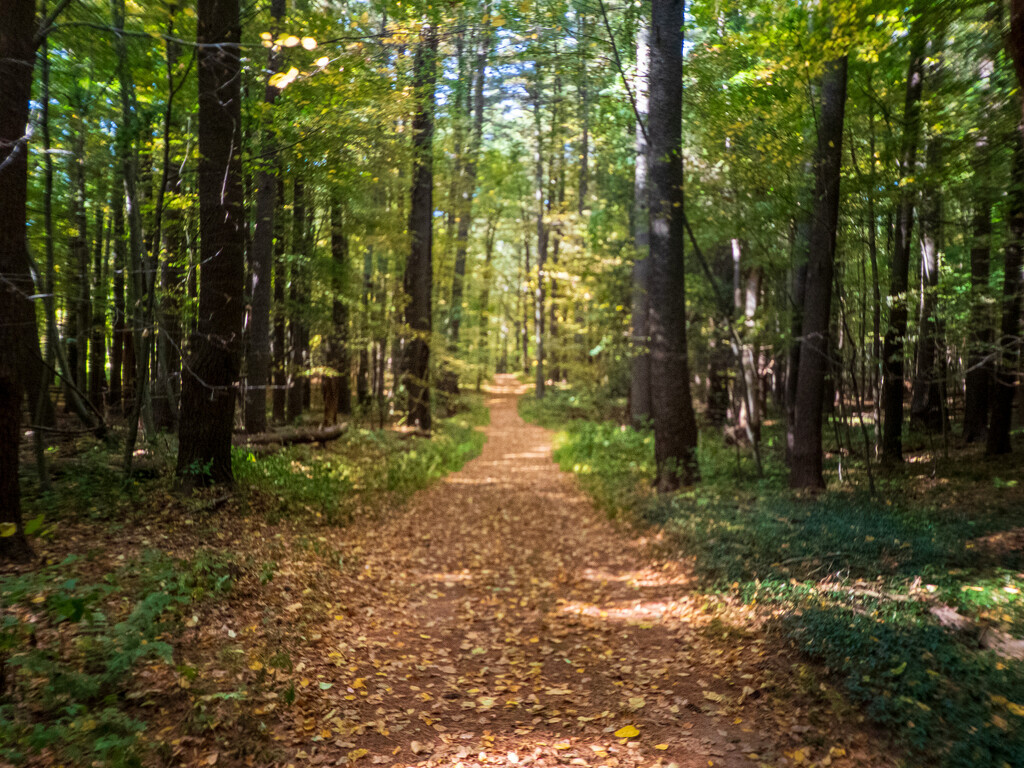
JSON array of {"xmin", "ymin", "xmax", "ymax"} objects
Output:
[
  {"xmin": 0, "ymin": 549, "xmax": 237, "ymax": 767},
  {"xmin": 4, "ymin": 394, "xmax": 488, "ymax": 766},
  {"xmin": 520, "ymin": 384, "xmax": 1024, "ymax": 768}
]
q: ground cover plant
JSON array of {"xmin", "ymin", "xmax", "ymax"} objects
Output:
[
  {"xmin": 1, "ymin": 397, "xmax": 486, "ymax": 766},
  {"xmin": 521, "ymin": 384, "xmax": 1024, "ymax": 768}
]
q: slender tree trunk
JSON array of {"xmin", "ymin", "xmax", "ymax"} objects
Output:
[
  {"xmin": 0, "ymin": 0, "xmax": 37, "ymax": 562},
  {"xmin": 986, "ymin": 132, "xmax": 1024, "ymax": 455},
  {"xmin": 789, "ymin": 56, "xmax": 849, "ymax": 489},
  {"xmin": 649, "ymin": 0, "xmax": 699, "ymax": 490},
  {"xmin": 110, "ymin": 182, "xmax": 128, "ymax": 411},
  {"xmin": 403, "ymin": 26, "xmax": 437, "ymax": 430},
  {"xmin": 287, "ymin": 179, "xmax": 307, "ymax": 422},
  {"xmin": 324, "ymin": 201, "xmax": 352, "ymax": 424},
  {"xmin": 244, "ymin": 0, "xmax": 284, "ymax": 433},
  {"xmin": 176, "ymin": 0, "xmax": 245, "ymax": 486},
  {"xmin": 910, "ymin": 127, "xmax": 946, "ymax": 432},
  {"xmin": 89, "ymin": 208, "xmax": 107, "ymax": 410},
  {"xmin": 357, "ymin": 248, "xmax": 372, "ymax": 406},
  {"xmin": 964, "ymin": 14, "xmax": 998, "ymax": 443},
  {"xmin": 881, "ymin": 33, "xmax": 926, "ymax": 464},
  {"xmin": 577, "ymin": 10, "xmax": 589, "ymax": 215},
  {"xmin": 272, "ymin": 177, "xmax": 287, "ymax": 422},
  {"xmin": 532, "ymin": 65, "xmax": 548, "ymax": 399},
  {"xmin": 630, "ymin": 18, "xmax": 652, "ymax": 428}
]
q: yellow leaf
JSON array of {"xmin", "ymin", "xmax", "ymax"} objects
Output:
[
  {"xmin": 0, "ymin": 523, "xmax": 17, "ymax": 537},
  {"xmin": 654, "ymin": 744, "xmax": 669, "ymax": 750},
  {"xmin": 282, "ymin": 35, "xmax": 301, "ymax": 47},
  {"xmin": 553, "ymin": 742, "xmax": 571, "ymax": 750},
  {"xmin": 352, "ymin": 678, "xmax": 365, "ymax": 689},
  {"xmin": 249, "ymin": 661, "xmax": 264, "ymax": 671},
  {"xmin": 348, "ymin": 749, "xmax": 368, "ymax": 761},
  {"xmin": 301, "ymin": 36, "xmax": 317, "ymax": 50},
  {"xmin": 614, "ymin": 725, "xmax": 639, "ymax": 739}
]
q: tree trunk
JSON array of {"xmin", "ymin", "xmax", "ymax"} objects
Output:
[
  {"xmin": 649, "ymin": 0, "xmax": 699, "ymax": 490},
  {"xmin": 403, "ymin": 26, "xmax": 437, "ymax": 431},
  {"xmin": 176, "ymin": 0, "xmax": 245, "ymax": 486},
  {"xmin": 324, "ymin": 201, "xmax": 352, "ymax": 424},
  {"xmin": 789, "ymin": 56, "xmax": 848, "ymax": 490},
  {"xmin": 272, "ymin": 176, "xmax": 287, "ymax": 423},
  {"xmin": 630, "ymin": 18, "xmax": 652, "ymax": 428},
  {"xmin": 532, "ymin": 64, "xmax": 548, "ymax": 399},
  {"xmin": 244, "ymin": 0, "xmax": 284, "ymax": 434},
  {"xmin": 881, "ymin": 33, "xmax": 926, "ymax": 464},
  {"xmin": 964, "ymin": 12, "xmax": 998, "ymax": 444},
  {"xmin": 910, "ymin": 126, "xmax": 946, "ymax": 433},
  {"xmin": 986, "ymin": 131, "xmax": 1024, "ymax": 456},
  {"xmin": 0, "ymin": 0, "xmax": 37, "ymax": 562},
  {"xmin": 287, "ymin": 178, "xmax": 307, "ymax": 423},
  {"xmin": 89, "ymin": 207, "xmax": 107, "ymax": 411}
]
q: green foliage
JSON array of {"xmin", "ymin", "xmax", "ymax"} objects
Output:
[
  {"xmin": 0, "ymin": 549, "xmax": 237, "ymax": 766},
  {"xmin": 234, "ymin": 394, "xmax": 488, "ymax": 522},
  {"xmin": 529, "ymin": 387, "xmax": 1024, "ymax": 768}
]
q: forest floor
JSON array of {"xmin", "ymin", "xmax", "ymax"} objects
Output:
[
  {"xmin": 4, "ymin": 378, "xmax": 923, "ymax": 768},
  {"xmin": 167, "ymin": 375, "xmax": 891, "ymax": 768}
]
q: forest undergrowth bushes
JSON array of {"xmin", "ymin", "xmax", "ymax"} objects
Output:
[
  {"xmin": 2, "ymin": 395, "xmax": 487, "ymax": 767},
  {"xmin": 520, "ymin": 385, "xmax": 1024, "ymax": 768}
]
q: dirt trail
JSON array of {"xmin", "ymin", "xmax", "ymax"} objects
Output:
[{"xmin": 273, "ymin": 376, "xmax": 778, "ymax": 767}]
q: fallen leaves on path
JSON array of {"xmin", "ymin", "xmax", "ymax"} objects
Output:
[{"xmin": 158, "ymin": 377, "xmax": 896, "ymax": 768}]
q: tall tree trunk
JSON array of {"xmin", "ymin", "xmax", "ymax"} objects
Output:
[
  {"xmin": 113, "ymin": 0, "xmax": 157, "ymax": 473},
  {"xmin": 287, "ymin": 178, "xmax": 307, "ymax": 423},
  {"xmin": 910, "ymin": 127, "xmax": 946, "ymax": 432},
  {"xmin": 577, "ymin": 9, "xmax": 589, "ymax": 215},
  {"xmin": 964, "ymin": 11, "xmax": 998, "ymax": 443},
  {"xmin": 990, "ymin": 0, "xmax": 1024, "ymax": 454},
  {"xmin": 649, "ymin": 0, "xmax": 699, "ymax": 490},
  {"xmin": 629, "ymin": 17, "xmax": 652, "ymax": 427},
  {"xmin": 0, "ymin": 0, "xmax": 37, "ymax": 562},
  {"xmin": 89, "ymin": 208, "xmax": 107, "ymax": 410},
  {"xmin": 110, "ymin": 182, "xmax": 128, "ymax": 411},
  {"xmin": 532, "ymin": 64, "xmax": 548, "ymax": 399},
  {"xmin": 272, "ymin": 176, "xmax": 287, "ymax": 422},
  {"xmin": 244, "ymin": 0, "xmax": 285, "ymax": 433},
  {"xmin": 403, "ymin": 26, "xmax": 437, "ymax": 431},
  {"xmin": 789, "ymin": 55, "xmax": 849, "ymax": 489},
  {"xmin": 986, "ymin": 131, "xmax": 1024, "ymax": 456},
  {"xmin": 449, "ymin": 19, "xmax": 490, "ymax": 348},
  {"xmin": 881, "ymin": 32, "xmax": 926, "ymax": 464},
  {"xmin": 176, "ymin": 0, "xmax": 245, "ymax": 486},
  {"xmin": 154, "ymin": 11, "xmax": 185, "ymax": 431},
  {"xmin": 324, "ymin": 201, "xmax": 352, "ymax": 424},
  {"xmin": 357, "ymin": 248, "xmax": 372, "ymax": 406}
]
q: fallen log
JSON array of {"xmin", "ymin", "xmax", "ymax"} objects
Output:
[{"xmin": 234, "ymin": 423, "xmax": 348, "ymax": 449}]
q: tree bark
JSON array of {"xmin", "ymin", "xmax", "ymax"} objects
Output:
[
  {"xmin": 630, "ymin": 18, "xmax": 652, "ymax": 428},
  {"xmin": 532, "ymin": 62, "xmax": 548, "ymax": 399},
  {"xmin": 649, "ymin": 0, "xmax": 699, "ymax": 490},
  {"xmin": 789, "ymin": 56, "xmax": 848, "ymax": 490},
  {"xmin": 244, "ymin": 0, "xmax": 285, "ymax": 434},
  {"xmin": 403, "ymin": 26, "xmax": 437, "ymax": 431},
  {"xmin": 910, "ymin": 126, "xmax": 946, "ymax": 433},
  {"xmin": 986, "ymin": 131, "xmax": 1024, "ymax": 456},
  {"xmin": 881, "ymin": 32, "xmax": 926, "ymax": 464},
  {"xmin": 272, "ymin": 176, "xmax": 287, "ymax": 422},
  {"xmin": 0, "ymin": 0, "xmax": 38, "ymax": 562},
  {"xmin": 325, "ymin": 201, "xmax": 352, "ymax": 424},
  {"xmin": 964, "ymin": 10, "xmax": 999, "ymax": 443},
  {"xmin": 176, "ymin": 0, "xmax": 245, "ymax": 486},
  {"xmin": 287, "ymin": 178, "xmax": 308, "ymax": 423}
]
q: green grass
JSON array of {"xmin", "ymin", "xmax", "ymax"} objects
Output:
[
  {"xmin": 233, "ymin": 393, "xmax": 488, "ymax": 522},
  {"xmin": 519, "ymin": 385, "xmax": 1024, "ymax": 768}
]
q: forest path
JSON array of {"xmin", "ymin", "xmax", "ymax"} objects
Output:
[{"xmin": 276, "ymin": 375, "xmax": 777, "ymax": 767}]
